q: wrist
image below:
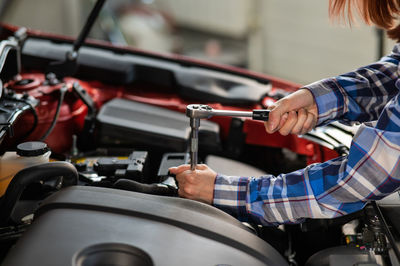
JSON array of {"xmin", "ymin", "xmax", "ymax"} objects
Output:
[
  {"xmin": 304, "ymin": 78, "xmax": 346, "ymax": 125},
  {"xmin": 213, "ymin": 174, "xmax": 249, "ymax": 220}
]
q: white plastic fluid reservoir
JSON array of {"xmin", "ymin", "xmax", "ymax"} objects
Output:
[{"xmin": 0, "ymin": 141, "xmax": 51, "ymax": 197}]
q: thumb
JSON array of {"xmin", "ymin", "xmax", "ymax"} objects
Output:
[{"xmin": 267, "ymin": 102, "xmax": 290, "ymax": 132}]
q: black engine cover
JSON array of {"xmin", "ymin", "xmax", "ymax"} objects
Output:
[{"xmin": 2, "ymin": 186, "xmax": 287, "ymax": 266}]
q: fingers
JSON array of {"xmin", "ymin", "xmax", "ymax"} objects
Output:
[
  {"xmin": 265, "ymin": 100, "xmax": 287, "ymax": 133},
  {"xmin": 178, "ymin": 182, "xmax": 194, "ymax": 198},
  {"xmin": 169, "ymin": 164, "xmax": 207, "ymax": 175},
  {"xmin": 172, "ymin": 164, "xmax": 216, "ymax": 204},
  {"xmin": 168, "ymin": 164, "xmax": 190, "ymax": 174},
  {"xmin": 291, "ymin": 108, "xmax": 307, "ymax": 135},
  {"xmin": 265, "ymin": 89, "xmax": 316, "ymax": 134},
  {"xmin": 265, "ymin": 108, "xmax": 315, "ymax": 136},
  {"xmin": 276, "ymin": 112, "xmax": 288, "ymax": 132},
  {"xmin": 301, "ymin": 112, "xmax": 317, "ymax": 134},
  {"xmin": 278, "ymin": 111, "xmax": 298, "ymax": 136},
  {"xmin": 174, "ymin": 165, "xmax": 208, "ymax": 185},
  {"xmin": 194, "ymin": 164, "xmax": 208, "ymax": 170}
]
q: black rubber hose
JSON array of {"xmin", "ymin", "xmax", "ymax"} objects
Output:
[
  {"xmin": 23, "ymin": 102, "xmax": 38, "ymax": 139},
  {"xmin": 39, "ymin": 86, "xmax": 67, "ymax": 141},
  {"xmin": 113, "ymin": 179, "xmax": 177, "ymax": 196},
  {"xmin": 0, "ymin": 161, "xmax": 78, "ymax": 225}
]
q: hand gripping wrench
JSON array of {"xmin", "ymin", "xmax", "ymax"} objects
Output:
[{"xmin": 186, "ymin": 104, "xmax": 270, "ymax": 170}]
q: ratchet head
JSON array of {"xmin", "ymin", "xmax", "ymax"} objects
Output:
[{"xmin": 186, "ymin": 104, "xmax": 214, "ymax": 119}]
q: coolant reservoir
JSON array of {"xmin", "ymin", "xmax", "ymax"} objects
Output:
[{"xmin": 0, "ymin": 142, "xmax": 51, "ymax": 197}]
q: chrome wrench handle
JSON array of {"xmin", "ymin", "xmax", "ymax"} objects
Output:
[{"xmin": 186, "ymin": 104, "xmax": 269, "ymax": 170}]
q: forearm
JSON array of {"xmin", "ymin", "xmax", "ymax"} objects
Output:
[
  {"xmin": 304, "ymin": 50, "xmax": 400, "ymax": 126},
  {"xmin": 213, "ymin": 93, "xmax": 400, "ymax": 225},
  {"xmin": 213, "ymin": 159, "xmax": 350, "ymax": 226}
]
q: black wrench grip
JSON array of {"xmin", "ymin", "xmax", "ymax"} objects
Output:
[{"xmin": 252, "ymin": 109, "xmax": 270, "ymax": 121}]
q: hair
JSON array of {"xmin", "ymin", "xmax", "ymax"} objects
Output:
[{"xmin": 329, "ymin": 0, "xmax": 400, "ymax": 42}]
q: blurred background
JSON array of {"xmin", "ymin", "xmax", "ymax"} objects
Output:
[{"xmin": 1, "ymin": 0, "xmax": 396, "ymax": 85}]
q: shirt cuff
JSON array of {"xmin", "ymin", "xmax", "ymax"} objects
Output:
[
  {"xmin": 304, "ymin": 78, "xmax": 347, "ymax": 126},
  {"xmin": 213, "ymin": 174, "xmax": 249, "ymax": 221}
]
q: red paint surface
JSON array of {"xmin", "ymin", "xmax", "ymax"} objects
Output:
[
  {"xmin": 1, "ymin": 24, "xmax": 339, "ymax": 162},
  {"xmin": 8, "ymin": 74, "xmax": 88, "ymax": 153},
  {"xmin": 8, "ymin": 70, "xmax": 338, "ymax": 162}
]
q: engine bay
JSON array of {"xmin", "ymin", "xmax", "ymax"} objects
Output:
[{"xmin": 0, "ymin": 23, "xmax": 400, "ymax": 266}]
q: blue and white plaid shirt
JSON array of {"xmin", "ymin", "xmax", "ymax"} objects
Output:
[{"xmin": 213, "ymin": 44, "xmax": 400, "ymax": 225}]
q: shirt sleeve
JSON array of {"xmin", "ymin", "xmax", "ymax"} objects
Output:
[
  {"xmin": 304, "ymin": 44, "xmax": 400, "ymax": 126},
  {"xmin": 213, "ymin": 69, "xmax": 400, "ymax": 226}
]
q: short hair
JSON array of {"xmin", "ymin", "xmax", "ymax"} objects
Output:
[{"xmin": 329, "ymin": 0, "xmax": 400, "ymax": 42}]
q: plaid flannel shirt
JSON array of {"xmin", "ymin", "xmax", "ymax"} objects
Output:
[{"xmin": 213, "ymin": 44, "xmax": 400, "ymax": 225}]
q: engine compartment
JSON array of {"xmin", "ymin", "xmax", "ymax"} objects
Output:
[
  {"xmin": 0, "ymin": 26, "xmax": 399, "ymax": 266},
  {"xmin": 2, "ymin": 186, "xmax": 288, "ymax": 266}
]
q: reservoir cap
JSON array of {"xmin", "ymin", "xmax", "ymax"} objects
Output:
[{"xmin": 17, "ymin": 141, "xmax": 50, "ymax": 157}]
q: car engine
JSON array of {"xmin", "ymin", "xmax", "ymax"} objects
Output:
[{"xmin": 0, "ymin": 20, "xmax": 399, "ymax": 266}]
